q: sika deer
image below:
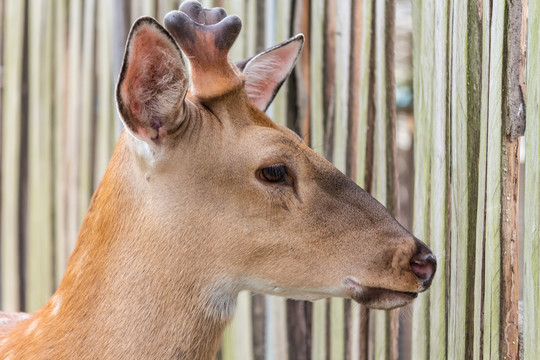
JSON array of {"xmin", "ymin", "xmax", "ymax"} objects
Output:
[{"xmin": 0, "ymin": 1, "xmax": 435, "ymax": 359}]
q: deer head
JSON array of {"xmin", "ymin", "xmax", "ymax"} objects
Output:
[{"xmin": 115, "ymin": 0, "xmax": 435, "ymax": 311}]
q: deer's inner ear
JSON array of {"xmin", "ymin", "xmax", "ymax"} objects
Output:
[
  {"xmin": 116, "ymin": 17, "xmax": 189, "ymax": 145},
  {"xmin": 241, "ymin": 34, "xmax": 304, "ymax": 112}
]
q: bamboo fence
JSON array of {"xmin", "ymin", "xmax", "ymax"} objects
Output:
[{"xmin": 0, "ymin": 0, "xmax": 538, "ymax": 359}]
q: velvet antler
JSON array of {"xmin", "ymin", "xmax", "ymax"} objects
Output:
[{"xmin": 164, "ymin": 1, "xmax": 243, "ymax": 100}]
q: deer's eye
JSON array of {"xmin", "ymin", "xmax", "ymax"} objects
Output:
[{"xmin": 258, "ymin": 165, "xmax": 288, "ymax": 184}]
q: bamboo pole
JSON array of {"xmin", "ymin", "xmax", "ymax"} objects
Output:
[
  {"xmin": 473, "ymin": 1, "xmax": 494, "ymax": 357},
  {"xmin": 66, "ymin": 0, "xmax": 83, "ymax": 254},
  {"xmin": 448, "ymin": 0, "xmax": 482, "ymax": 358},
  {"xmin": 53, "ymin": 0, "xmax": 69, "ymax": 286},
  {"xmin": 410, "ymin": 0, "xmax": 432, "ymax": 357},
  {"xmin": 310, "ymin": 0, "xmax": 325, "ymax": 156},
  {"xmin": 94, "ymin": 0, "xmax": 114, "ymax": 186},
  {"xmin": 524, "ymin": 1, "xmax": 540, "ymax": 357},
  {"xmin": 77, "ymin": 0, "xmax": 97, "ymax": 224},
  {"xmin": 1, "ymin": 0, "xmax": 26, "ymax": 312},
  {"xmin": 428, "ymin": 0, "xmax": 449, "ymax": 358},
  {"xmin": 482, "ymin": 0, "xmax": 506, "ymax": 357},
  {"xmin": 498, "ymin": 0, "xmax": 524, "ymax": 357},
  {"xmin": 27, "ymin": 0, "xmax": 54, "ymax": 312}
]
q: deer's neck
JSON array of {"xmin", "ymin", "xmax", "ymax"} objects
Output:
[{"xmin": 2, "ymin": 135, "xmax": 234, "ymax": 360}]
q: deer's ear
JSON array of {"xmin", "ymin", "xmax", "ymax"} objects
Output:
[
  {"xmin": 116, "ymin": 17, "xmax": 189, "ymax": 145},
  {"xmin": 239, "ymin": 34, "xmax": 304, "ymax": 112}
]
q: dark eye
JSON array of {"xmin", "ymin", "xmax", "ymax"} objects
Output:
[{"xmin": 258, "ymin": 165, "xmax": 288, "ymax": 183}]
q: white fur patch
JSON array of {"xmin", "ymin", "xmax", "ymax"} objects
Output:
[
  {"xmin": 51, "ymin": 294, "xmax": 63, "ymax": 316},
  {"xmin": 203, "ymin": 281, "xmax": 239, "ymax": 321},
  {"xmin": 24, "ymin": 319, "xmax": 39, "ymax": 336}
]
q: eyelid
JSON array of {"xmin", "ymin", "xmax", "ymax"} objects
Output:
[{"xmin": 258, "ymin": 164, "xmax": 287, "ymax": 183}]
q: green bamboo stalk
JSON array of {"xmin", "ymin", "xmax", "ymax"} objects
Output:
[
  {"xmin": 410, "ymin": 0, "xmax": 432, "ymax": 357},
  {"xmin": 66, "ymin": 0, "xmax": 83, "ymax": 253},
  {"xmin": 355, "ymin": 0, "xmax": 373, "ymax": 189},
  {"xmin": 1, "ymin": 0, "xmax": 25, "ymax": 312},
  {"xmin": 448, "ymin": 0, "xmax": 482, "ymax": 358},
  {"xmin": 482, "ymin": 0, "xmax": 506, "ymax": 358},
  {"xmin": 330, "ymin": 298, "xmax": 345, "ymax": 360},
  {"xmin": 27, "ymin": 0, "xmax": 54, "ymax": 312},
  {"xmin": 473, "ymin": 1, "xmax": 493, "ymax": 357},
  {"xmin": 524, "ymin": 1, "xmax": 540, "ymax": 357},
  {"xmin": 78, "ymin": 0, "xmax": 96, "ymax": 225},
  {"xmin": 310, "ymin": 0, "xmax": 325, "ymax": 156},
  {"xmin": 94, "ymin": 0, "xmax": 115, "ymax": 186},
  {"xmin": 428, "ymin": 1, "xmax": 449, "ymax": 359},
  {"xmin": 53, "ymin": 0, "xmax": 69, "ymax": 286},
  {"xmin": 332, "ymin": 0, "xmax": 350, "ymax": 174}
]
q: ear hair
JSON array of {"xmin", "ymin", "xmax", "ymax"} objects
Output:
[
  {"xmin": 116, "ymin": 17, "xmax": 189, "ymax": 145},
  {"xmin": 241, "ymin": 34, "xmax": 304, "ymax": 112}
]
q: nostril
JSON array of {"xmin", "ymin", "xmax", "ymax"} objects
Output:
[{"xmin": 410, "ymin": 253, "xmax": 437, "ymax": 286}]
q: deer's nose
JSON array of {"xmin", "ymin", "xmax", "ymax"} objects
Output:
[{"xmin": 410, "ymin": 241, "xmax": 437, "ymax": 288}]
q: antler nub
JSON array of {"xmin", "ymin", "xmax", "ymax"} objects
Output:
[
  {"xmin": 178, "ymin": 0, "xmax": 227, "ymax": 25},
  {"xmin": 164, "ymin": 1, "xmax": 243, "ymax": 100}
]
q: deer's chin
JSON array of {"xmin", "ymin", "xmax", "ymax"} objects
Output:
[
  {"xmin": 344, "ymin": 277, "xmax": 418, "ymax": 310},
  {"xmin": 350, "ymin": 287, "xmax": 417, "ymax": 310}
]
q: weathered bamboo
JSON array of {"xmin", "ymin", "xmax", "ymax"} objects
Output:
[
  {"xmin": 524, "ymin": 1, "xmax": 540, "ymax": 358},
  {"xmin": 66, "ymin": 0, "xmax": 83, "ymax": 254},
  {"xmin": 1, "ymin": 0, "xmax": 26, "ymax": 312},
  {"xmin": 428, "ymin": 1, "xmax": 449, "ymax": 359},
  {"xmin": 310, "ymin": 0, "xmax": 325, "ymax": 156},
  {"xmin": 94, "ymin": 0, "xmax": 115, "ymax": 187},
  {"xmin": 448, "ymin": 0, "xmax": 482, "ymax": 358},
  {"xmin": 53, "ymin": 0, "xmax": 69, "ymax": 287},
  {"xmin": 27, "ymin": 0, "xmax": 54, "ymax": 312},
  {"xmin": 482, "ymin": 0, "xmax": 506, "ymax": 357},
  {"xmin": 499, "ymin": 1, "xmax": 524, "ymax": 358},
  {"xmin": 523, "ymin": 1, "xmax": 540, "ymax": 359},
  {"xmin": 410, "ymin": 0, "xmax": 432, "ymax": 358},
  {"xmin": 77, "ymin": 0, "xmax": 97, "ymax": 226},
  {"xmin": 322, "ymin": 0, "xmax": 336, "ymax": 163}
]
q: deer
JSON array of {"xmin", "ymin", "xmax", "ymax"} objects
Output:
[{"xmin": 0, "ymin": 1, "xmax": 436, "ymax": 359}]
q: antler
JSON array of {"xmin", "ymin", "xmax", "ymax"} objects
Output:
[{"xmin": 164, "ymin": 1, "xmax": 243, "ymax": 100}]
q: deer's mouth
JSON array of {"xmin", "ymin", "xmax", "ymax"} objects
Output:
[{"xmin": 344, "ymin": 277, "xmax": 418, "ymax": 310}]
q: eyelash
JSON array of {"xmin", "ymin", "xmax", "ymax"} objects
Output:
[{"xmin": 258, "ymin": 164, "xmax": 288, "ymax": 184}]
